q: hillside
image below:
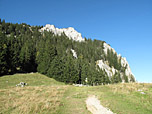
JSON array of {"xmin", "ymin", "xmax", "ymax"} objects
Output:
[
  {"xmin": 0, "ymin": 19, "xmax": 135, "ymax": 84},
  {"xmin": 0, "ymin": 73, "xmax": 152, "ymax": 114}
]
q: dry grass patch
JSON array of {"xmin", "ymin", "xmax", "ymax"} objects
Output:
[
  {"xmin": 0, "ymin": 86, "xmax": 68, "ymax": 114},
  {"xmin": 106, "ymin": 83, "xmax": 152, "ymax": 94}
]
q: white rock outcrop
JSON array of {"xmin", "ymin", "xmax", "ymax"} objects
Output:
[
  {"xmin": 103, "ymin": 43, "xmax": 116, "ymax": 55},
  {"xmin": 40, "ymin": 24, "xmax": 85, "ymax": 42},
  {"xmin": 71, "ymin": 49, "xmax": 78, "ymax": 58},
  {"xmin": 99, "ymin": 42, "xmax": 134, "ymax": 82},
  {"xmin": 16, "ymin": 82, "xmax": 27, "ymax": 87},
  {"xmin": 97, "ymin": 60, "xmax": 117, "ymax": 77}
]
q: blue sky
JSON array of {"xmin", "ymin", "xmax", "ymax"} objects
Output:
[{"xmin": 0, "ymin": 0, "xmax": 152, "ymax": 82}]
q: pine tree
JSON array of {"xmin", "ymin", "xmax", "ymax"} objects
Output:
[
  {"xmin": 63, "ymin": 55, "xmax": 78, "ymax": 84},
  {"xmin": 123, "ymin": 75, "xmax": 129, "ymax": 83},
  {"xmin": 105, "ymin": 75, "xmax": 111, "ymax": 84},
  {"xmin": 0, "ymin": 32, "xmax": 8, "ymax": 75},
  {"xmin": 117, "ymin": 72, "xmax": 122, "ymax": 82},
  {"xmin": 47, "ymin": 56, "xmax": 64, "ymax": 82},
  {"xmin": 130, "ymin": 75, "xmax": 135, "ymax": 82},
  {"xmin": 81, "ymin": 61, "xmax": 89, "ymax": 84},
  {"xmin": 37, "ymin": 39, "xmax": 57, "ymax": 74}
]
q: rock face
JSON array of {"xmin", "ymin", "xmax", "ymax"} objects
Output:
[
  {"xmin": 103, "ymin": 43, "xmax": 116, "ymax": 55},
  {"xmin": 40, "ymin": 24, "xmax": 85, "ymax": 42},
  {"xmin": 97, "ymin": 42, "xmax": 134, "ymax": 82},
  {"xmin": 97, "ymin": 60, "xmax": 117, "ymax": 77}
]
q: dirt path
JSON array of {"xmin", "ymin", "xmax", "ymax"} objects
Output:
[{"xmin": 86, "ymin": 95, "xmax": 114, "ymax": 114}]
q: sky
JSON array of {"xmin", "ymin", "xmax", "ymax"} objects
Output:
[{"xmin": 0, "ymin": 0, "xmax": 152, "ymax": 82}]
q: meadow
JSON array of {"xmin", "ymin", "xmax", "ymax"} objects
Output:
[{"xmin": 0, "ymin": 73, "xmax": 152, "ymax": 114}]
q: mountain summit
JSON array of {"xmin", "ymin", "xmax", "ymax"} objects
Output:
[{"xmin": 40, "ymin": 24, "xmax": 85, "ymax": 42}]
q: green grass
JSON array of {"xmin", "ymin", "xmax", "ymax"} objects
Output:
[
  {"xmin": 87, "ymin": 83, "xmax": 152, "ymax": 114},
  {"xmin": 0, "ymin": 73, "xmax": 64, "ymax": 89},
  {"xmin": 0, "ymin": 73, "xmax": 152, "ymax": 114},
  {"xmin": 56, "ymin": 86, "xmax": 91, "ymax": 114},
  {"xmin": 0, "ymin": 73, "xmax": 67, "ymax": 114}
]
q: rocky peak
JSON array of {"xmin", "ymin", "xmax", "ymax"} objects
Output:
[{"xmin": 40, "ymin": 24, "xmax": 85, "ymax": 42}]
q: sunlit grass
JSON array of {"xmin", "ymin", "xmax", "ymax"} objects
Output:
[
  {"xmin": 0, "ymin": 73, "xmax": 67, "ymax": 114},
  {"xmin": 0, "ymin": 86, "xmax": 67, "ymax": 114},
  {"xmin": 0, "ymin": 73, "xmax": 152, "ymax": 114},
  {"xmin": 0, "ymin": 73, "xmax": 64, "ymax": 89},
  {"xmin": 88, "ymin": 83, "xmax": 152, "ymax": 114}
]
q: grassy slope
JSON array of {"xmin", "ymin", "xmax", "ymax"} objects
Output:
[
  {"xmin": 0, "ymin": 73, "xmax": 64, "ymax": 89},
  {"xmin": 88, "ymin": 84, "xmax": 152, "ymax": 114},
  {"xmin": 0, "ymin": 73, "xmax": 152, "ymax": 114},
  {"xmin": 0, "ymin": 73, "xmax": 67, "ymax": 114}
]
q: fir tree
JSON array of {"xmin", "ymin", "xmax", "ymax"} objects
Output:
[{"xmin": 0, "ymin": 32, "xmax": 8, "ymax": 75}]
